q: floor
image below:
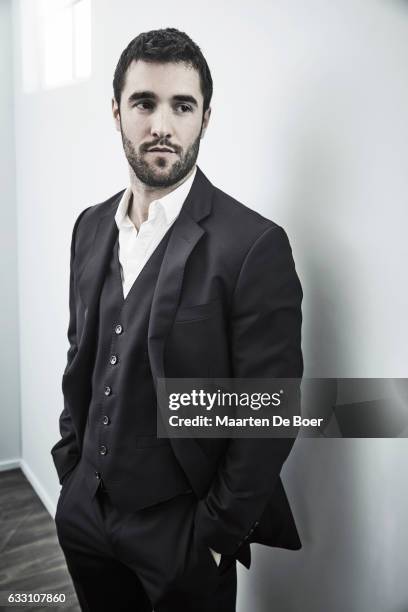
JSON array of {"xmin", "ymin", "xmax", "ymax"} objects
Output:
[{"xmin": 0, "ymin": 468, "xmax": 80, "ymax": 611}]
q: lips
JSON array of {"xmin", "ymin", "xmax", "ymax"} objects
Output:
[{"xmin": 148, "ymin": 147, "xmax": 175, "ymax": 153}]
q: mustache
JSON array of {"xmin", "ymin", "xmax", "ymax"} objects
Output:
[{"xmin": 140, "ymin": 140, "xmax": 182, "ymax": 155}]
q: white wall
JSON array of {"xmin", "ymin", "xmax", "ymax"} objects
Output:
[
  {"xmin": 10, "ymin": 1, "xmax": 408, "ymax": 610},
  {"xmin": 0, "ymin": 0, "xmax": 20, "ymax": 469}
]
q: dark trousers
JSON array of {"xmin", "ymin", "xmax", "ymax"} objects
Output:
[{"xmin": 55, "ymin": 464, "xmax": 237, "ymax": 611}]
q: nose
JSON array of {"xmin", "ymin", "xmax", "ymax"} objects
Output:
[{"xmin": 150, "ymin": 106, "xmax": 172, "ymax": 141}]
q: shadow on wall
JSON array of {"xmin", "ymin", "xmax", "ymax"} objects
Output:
[{"xmin": 238, "ymin": 71, "xmax": 385, "ymax": 611}]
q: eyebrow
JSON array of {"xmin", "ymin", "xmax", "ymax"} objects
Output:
[{"xmin": 127, "ymin": 91, "xmax": 198, "ymax": 107}]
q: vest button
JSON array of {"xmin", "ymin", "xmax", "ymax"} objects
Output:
[
  {"xmin": 95, "ymin": 471, "xmax": 101, "ymax": 480},
  {"xmin": 99, "ymin": 445, "xmax": 108, "ymax": 456},
  {"xmin": 109, "ymin": 355, "xmax": 118, "ymax": 365},
  {"xmin": 104, "ymin": 386, "xmax": 112, "ymax": 396},
  {"xmin": 114, "ymin": 324, "xmax": 123, "ymax": 335},
  {"xmin": 102, "ymin": 415, "xmax": 110, "ymax": 425}
]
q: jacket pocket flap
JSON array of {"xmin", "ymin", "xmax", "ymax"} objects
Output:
[{"xmin": 175, "ymin": 299, "xmax": 221, "ymax": 322}]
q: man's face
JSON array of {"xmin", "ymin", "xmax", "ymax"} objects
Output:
[{"xmin": 112, "ymin": 60, "xmax": 211, "ymax": 188}]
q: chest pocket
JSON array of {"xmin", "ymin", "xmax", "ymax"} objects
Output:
[{"xmin": 174, "ymin": 299, "xmax": 222, "ymax": 323}]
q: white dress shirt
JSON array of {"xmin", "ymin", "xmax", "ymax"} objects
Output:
[
  {"xmin": 114, "ymin": 167, "xmax": 196, "ymax": 299},
  {"xmin": 113, "ymin": 166, "xmax": 221, "ymax": 567}
]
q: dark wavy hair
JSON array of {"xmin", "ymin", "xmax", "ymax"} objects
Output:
[{"xmin": 113, "ymin": 28, "xmax": 213, "ymax": 113}]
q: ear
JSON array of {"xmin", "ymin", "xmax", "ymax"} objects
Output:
[
  {"xmin": 200, "ymin": 107, "xmax": 211, "ymax": 139},
  {"xmin": 112, "ymin": 97, "xmax": 121, "ymax": 132}
]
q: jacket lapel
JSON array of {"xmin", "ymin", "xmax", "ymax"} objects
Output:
[
  {"xmin": 147, "ymin": 213, "xmax": 204, "ymax": 379},
  {"xmin": 148, "ymin": 166, "xmax": 214, "ymax": 382},
  {"xmin": 66, "ymin": 208, "xmax": 119, "ymax": 382},
  {"xmin": 77, "ymin": 213, "xmax": 119, "ymax": 310}
]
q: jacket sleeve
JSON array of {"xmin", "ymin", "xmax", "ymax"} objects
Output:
[
  {"xmin": 50, "ymin": 207, "xmax": 90, "ymax": 485},
  {"xmin": 194, "ymin": 225, "xmax": 303, "ymax": 555}
]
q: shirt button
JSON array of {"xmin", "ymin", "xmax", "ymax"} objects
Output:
[
  {"xmin": 109, "ymin": 355, "xmax": 118, "ymax": 365},
  {"xmin": 102, "ymin": 415, "xmax": 110, "ymax": 425},
  {"xmin": 95, "ymin": 471, "xmax": 101, "ymax": 480},
  {"xmin": 104, "ymin": 386, "xmax": 112, "ymax": 396},
  {"xmin": 99, "ymin": 445, "xmax": 108, "ymax": 456},
  {"xmin": 114, "ymin": 324, "xmax": 123, "ymax": 335}
]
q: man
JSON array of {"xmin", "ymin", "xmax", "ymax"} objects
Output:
[{"xmin": 52, "ymin": 28, "xmax": 303, "ymax": 611}]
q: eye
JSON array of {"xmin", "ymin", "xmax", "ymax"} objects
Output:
[
  {"xmin": 175, "ymin": 103, "xmax": 193, "ymax": 113},
  {"xmin": 134, "ymin": 101, "xmax": 154, "ymax": 110}
]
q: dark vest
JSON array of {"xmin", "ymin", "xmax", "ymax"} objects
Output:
[{"xmin": 80, "ymin": 229, "xmax": 191, "ymax": 510}]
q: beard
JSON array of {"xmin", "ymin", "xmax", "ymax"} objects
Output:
[{"xmin": 120, "ymin": 126, "xmax": 202, "ymax": 188}]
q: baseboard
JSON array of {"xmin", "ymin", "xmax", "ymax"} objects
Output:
[
  {"xmin": 0, "ymin": 458, "xmax": 21, "ymax": 472},
  {"xmin": 20, "ymin": 459, "xmax": 57, "ymax": 518}
]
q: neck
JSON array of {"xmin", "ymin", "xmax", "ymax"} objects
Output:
[{"xmin": 128, "ymin": 165, "xmax": 196, "ymax": 231}]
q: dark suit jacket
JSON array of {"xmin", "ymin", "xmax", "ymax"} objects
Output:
[{"xmin": 51, "ymin": 165, "xmax": 303, "ymax": 562}]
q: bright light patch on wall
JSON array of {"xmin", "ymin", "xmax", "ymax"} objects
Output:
[{"xmin": 20, "ymin": 0, "xmax": 91, "ymax": 92}]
